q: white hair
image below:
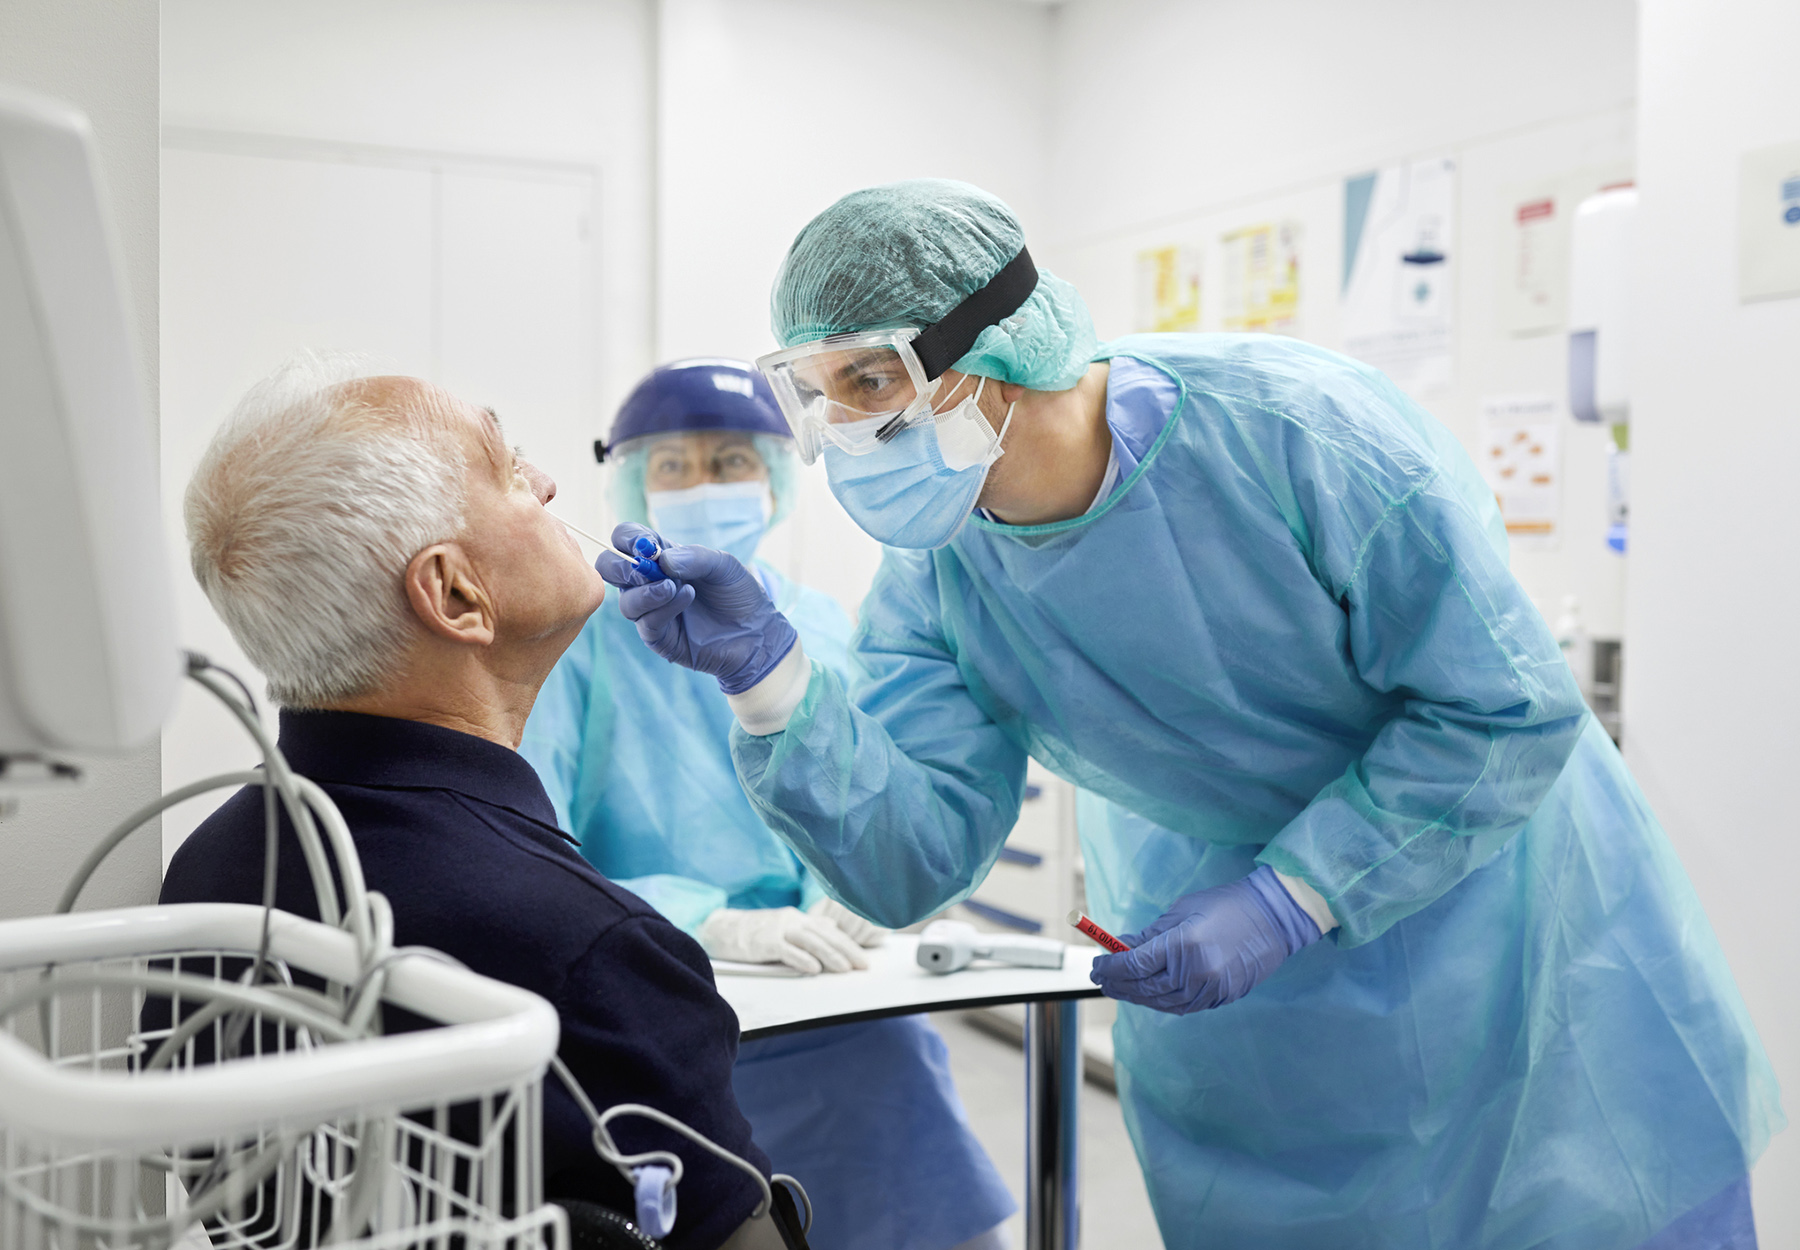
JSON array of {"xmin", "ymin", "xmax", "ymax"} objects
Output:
[{"xmin": 184, "ymin": 354, "xmax": 469, "ymax": 708}]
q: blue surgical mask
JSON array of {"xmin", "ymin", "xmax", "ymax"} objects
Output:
[
  {"xmin": 824, "ymin": 377, "xmax": 1014, "ymax": 550},
  {"xmin": 646, "ymin": 480, "xmax": 773, "ymax": 564}
]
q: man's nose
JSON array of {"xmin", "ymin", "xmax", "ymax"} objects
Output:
[{"xmin": 523, "ymin": 461, "xmax": 556, "ymax": 504}]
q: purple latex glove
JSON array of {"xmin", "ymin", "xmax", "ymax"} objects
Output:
[
  {"xmin": 594, "ymin": 522, "xmax": 798, "ymax": 695},
  {"xmin": 1089, "ymin": 865, "xmax": 1323, "ymax": 1015}
]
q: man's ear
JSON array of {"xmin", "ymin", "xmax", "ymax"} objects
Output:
[
  {"xmin": 998, "ymin": 382, "xmax": 1027, "ymax": 405},
  {"xmin": 404, "ymin": 543, "xmax": 495, "ymax": 646}
]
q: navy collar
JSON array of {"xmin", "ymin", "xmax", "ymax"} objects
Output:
[{"xmin": 275, "ymin": 709, "xmax": 567, "ymax": 837}]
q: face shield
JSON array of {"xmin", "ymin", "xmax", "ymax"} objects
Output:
[{"xmin": 757, "ymin": 247, "xmax": 1039, "ymax": 465}]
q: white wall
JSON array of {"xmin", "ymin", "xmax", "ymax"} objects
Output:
[
  {"xmin": 156, "ymin": 0, "xmax": 1061, "ymax": 855},
  {"xmin": 654, "ymin": 0, "xmax": 1054, "ymax": 618},
  {"xmin": 1629, "ymin": 0, "xmax": 1800, "ymax": 1232},
  {"xmin": 161, "ymin": 0, "xmax": 655, "ymax": 416},
  {"xmin": 159, "ymin": 0, "xmax": 656, "ymax": 858},
  {"xmin": 1047, "ymin": 0, "xmax": 1638, "ymax": 246},
  {"xmin": 1046, "ymin": 0, "xmax": 1639, "ymax": 637},
  {"xmin": 0, "ymin": 0, "xmax": 164, "ymax": 919}
]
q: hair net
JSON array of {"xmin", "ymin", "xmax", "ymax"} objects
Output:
[
  {"xmin": 770, "ymin": 179, "xmax": 1099, "ymax": 393},
  {"xmin": 609, "ymin": 433, "xmax": 798, "ymax": 530}
]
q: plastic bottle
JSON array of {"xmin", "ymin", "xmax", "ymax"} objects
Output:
[{"xmin": 1554, "ymin": 595, "xmax": 1594, "ymax": 706}]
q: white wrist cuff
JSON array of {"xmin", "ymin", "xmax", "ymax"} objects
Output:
[
  {"xmin": 1274, "ymin": 869, "xmax": 1338, "ymax": 934},
  {"xmin": 726, "ymin": 643, "xmax": 811, "ymax": 736}
]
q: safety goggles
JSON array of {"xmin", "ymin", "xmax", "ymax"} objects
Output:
[{"xmin": 757, "ymin": 247, "xmax": 1039, "ymax": 464}]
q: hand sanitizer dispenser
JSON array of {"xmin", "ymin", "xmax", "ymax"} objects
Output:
[{"xmin": 1568, "ymin": 185, "xmax": 1637, "ymax": 425}]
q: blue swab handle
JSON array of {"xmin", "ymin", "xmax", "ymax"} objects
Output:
[{"xmin": 631, "ymin": 534, "xmax": 666, "ymax": 582}]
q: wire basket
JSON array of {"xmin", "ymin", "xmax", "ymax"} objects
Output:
[{"xmin": 0, "ymin": 901, "xmax": 565, "ymax": 1250}]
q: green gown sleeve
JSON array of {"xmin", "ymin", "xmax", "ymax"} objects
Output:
[
  {"xmin": 1253, "ymin": 414, "xmax": 1589, "ymax": 946},
  {"xmin": 731, "ymin": 549, "xmax": 1029, "ymax": 929}
]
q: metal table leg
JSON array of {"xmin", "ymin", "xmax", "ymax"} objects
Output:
[{"xmin": 1025, "ymin": 998, "xmax": 1080, "ymax": 1250}]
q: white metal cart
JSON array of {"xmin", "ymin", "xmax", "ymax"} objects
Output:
[{"xmin": 0, "ymin": 901, "xmax": 564, "ymax": 1250}]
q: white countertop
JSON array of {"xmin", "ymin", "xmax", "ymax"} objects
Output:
[{"xmin": 712, "ymin": 933, "xmax": 1102, "ymax": 1039}]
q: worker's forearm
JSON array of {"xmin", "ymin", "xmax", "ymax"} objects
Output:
[{"xmin": 730, "ymin": 662, "xmax": 1025, "ymax": 929}]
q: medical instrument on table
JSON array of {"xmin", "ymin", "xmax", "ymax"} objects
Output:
[
  {"xmin": 597, "ymin": 524, "xmax": 797, "ymax": 695},
  {"xmin": 1067, "ymin": 910, "xmax": 1128, "ymax": 953},
  {"xmin": 915, "ymin": 920, "xmax": 1064, "ymax": 974},
  {"xmin": 0, "ymin": 85, "xmax": 177, "ymax": 771}
]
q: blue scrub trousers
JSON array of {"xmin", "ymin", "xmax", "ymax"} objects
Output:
[{"xmin": 730, "ymin": 1015, "xmax": 1015, "ymax": 1250}]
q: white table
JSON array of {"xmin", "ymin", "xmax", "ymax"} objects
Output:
[{"xmin": 713, "ymin": 934, "xmax": 1102, "ymax": 1250}]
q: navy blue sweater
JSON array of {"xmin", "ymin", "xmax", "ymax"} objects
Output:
[{"xmin": 160, "ymin": 709, "xmax": 767, "ymax": 1250}]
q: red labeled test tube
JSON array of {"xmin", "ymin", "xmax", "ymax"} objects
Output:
[{"xmin": 1067, "ymin": 909, "xmax": 1129, "ymax": 953}]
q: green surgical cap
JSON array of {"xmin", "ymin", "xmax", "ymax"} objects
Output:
[{"xmin": 770, "ymin": 178, "xmax": 1099, "ymax": 393}]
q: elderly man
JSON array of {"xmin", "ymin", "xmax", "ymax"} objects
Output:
[{"xmin": 162, "ymin": 359, "xmax": 805, "ymax": 1250}]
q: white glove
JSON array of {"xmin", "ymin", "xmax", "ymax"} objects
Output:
[
  {"xmin": 697, "ymin": 906, "xmax": 870, "ymax": 975},
  {"xmin": 808, "ymin": 897, "xmax": 888, "ymax": 949}
]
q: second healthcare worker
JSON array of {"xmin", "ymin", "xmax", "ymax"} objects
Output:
[
  {"xmin": 596, "ymin": 181, "xmax": 1781, "ymax": 1249},
  {"xmin": 520, "ymin": 358, "xmax": 1016, "ymax": 1250}
]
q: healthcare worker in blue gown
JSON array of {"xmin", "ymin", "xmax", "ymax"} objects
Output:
[
  {"xmin": 520, "ymin": 357, "xmax": 1017, "ymax": 1250},
  {"xmin": 591, "ymin": 181, "xmax": 1784, "ymax": 1250}
]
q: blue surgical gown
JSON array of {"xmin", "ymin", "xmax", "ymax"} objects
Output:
[
  {"xmin": 732, "ymin": 336, "xmax": 1783, "ymax": 1249},
  {"xmin": 520, "ymin": 563, "xmax": 1016, "ymax": 1250}
]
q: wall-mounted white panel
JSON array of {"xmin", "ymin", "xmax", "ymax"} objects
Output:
[
  {"xmin": 1739, "ymin": 139, "xmax": 1800, "ymax": 303},
  {"xmin": 0, "ymin": 0, "xmax": 163, "ymax": 921}
]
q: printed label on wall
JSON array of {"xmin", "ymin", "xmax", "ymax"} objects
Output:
[
  {"xmin": 1221, "ymin": 221, "xmax": 1301, "ymax": 333},
  {"xmin": 1135, "ymin": 244, "xmax": 1202, "ymax": 332},
  {"xmin": 1740, "ymin": 139, "xmax": 1800, "ymax": 303},
  {"xmin": 1341, "ymin": 157, "xmax": 1457, "ymax": 394},
  {"xmin": 1479, "ymin": 394, "xmax": 1562, "ymax": 550}
]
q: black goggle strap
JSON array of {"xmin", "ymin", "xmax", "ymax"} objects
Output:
[{"xmin": 908, "ymin": 246, "xmax": 1039, "ymax": 383}]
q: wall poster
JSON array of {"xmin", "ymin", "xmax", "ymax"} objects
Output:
[
  {"xmin": 1341, "ymin": 157, "xmax": 1456, "ymax": 394},
  {"xmin": 1135, "ymin": 244, "xmax": 1202, "ymax": 332},
  {"xmin": 1478, "ymin": 394, "xmax": 1561, "ymax": 550},
  {"xmin": 1221, "ymin": 220, "xmax": 1301, "ymax": 333}
]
